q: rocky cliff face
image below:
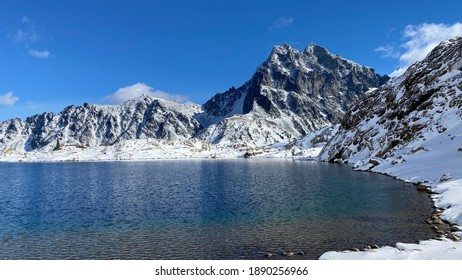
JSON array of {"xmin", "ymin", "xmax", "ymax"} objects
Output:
[
  {"xmin": 0, "ymin": 95, "xmax": 202, "ymax": 153},
  {"xmin": 198, "ymin": 43, "xmax": 388, "ymax": 145},
  {"xmin": 320, "ymin": 37, "xmax": 462, "ymax": 175}
]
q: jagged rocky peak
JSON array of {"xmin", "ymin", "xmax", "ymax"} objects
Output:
[
  {"xmin": 303, "ymin": 44, "xmax": 352, "ymax": 69},
  {"xmin": 199, "ymin": 42, "xmax": 389, "ymax": 146},
  {"xmin": 267, "ymin": 43, "xmax": 302, "ymax": 63},
  {"xmin": 200, "ymin": 83, "xmax": 249, "ymax": 126},
  {"xmin": 246, "ymin": 42, "xmax": 389, "ymax": 116},
  {"xmin": 320, "ymin": 37, "xmax": 462, "ymax": 166}
]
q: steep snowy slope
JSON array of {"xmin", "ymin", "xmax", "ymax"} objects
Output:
[
  {"xmin": 198, "ymin": 43, "xmax": 389, "ymax": 145},
  {"xmin": 320, "ymin": 37, "xmax": 462, "ymax": 182}
]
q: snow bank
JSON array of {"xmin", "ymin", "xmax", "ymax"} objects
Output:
[
  {"xmin": 320, "ymin": 236, "xmax": 462, "ymax": 260},
  {"xmin": 434, "ymin": 179, "xmax": 462, "ymax": 226}
]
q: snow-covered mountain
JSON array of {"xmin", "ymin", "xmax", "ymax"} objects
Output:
[
  {"xmin": 198, "ymin": 43, "xmax": 389, "ymax": 145},
  {"xmin": 1, "ymin": 42, "xmax": 388, "ymax": 155},
  {"xmin": 320, "ymin": 37, "xmax": 462, "ymax": 183},
  {"xmin": 0, "ymin": 95, "xmax": 202, "ymax": 153}
]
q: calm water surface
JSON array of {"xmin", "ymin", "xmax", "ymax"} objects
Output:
[{"xmin": 0, "ymin": 160, "xmax": 435, "ymax": 259}]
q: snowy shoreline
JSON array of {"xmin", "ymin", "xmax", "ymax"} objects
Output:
[
  {"xmin": 319, "ymin": 122, "xmax": 462, "ymax": 259},
  {"xmin": 320, "ymin": 177, "xmax": 462, "ymax": 260}
]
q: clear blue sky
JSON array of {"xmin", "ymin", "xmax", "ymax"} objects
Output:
[{"xmin": 1, "ymin": 0, "xmax": 461, "ymax": 121}]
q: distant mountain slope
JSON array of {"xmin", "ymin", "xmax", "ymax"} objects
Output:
[
  {"xmin": 0, "ymin": 95, "xmax": 202, "ymax": 153},
  {"xmin": 320, "ymin": 37, "xmax": 462, "ymax": 182},
  {"xmin": 198, "ymin": 43, "xmax": 388, "ymax": 145}
]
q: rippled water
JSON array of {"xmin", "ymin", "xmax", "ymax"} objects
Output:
[{"xmin": 0, "ymin": 160, "xmax": 435, "ymax": 259}]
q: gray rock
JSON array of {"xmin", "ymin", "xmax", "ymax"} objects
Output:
[
  {"xmin": 447, "ymin": 233, "xmax": 461, "ymax": 241},
  {"xmin": 364, "ymin": 245, "xmax": 372, "ymax": 250},
  {"xmin": 439, "ymin": 174, "xmax": 454, "ymax": 182},
  {"xmin": 450, "ymin": 225, "xmax": 460, "ymax": 232},
  {"xmin": 416, "ymin": 184, "xmax": 430, "ymax": 191}
]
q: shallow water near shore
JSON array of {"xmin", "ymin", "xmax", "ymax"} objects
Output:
[{"xmin": 0, "ymin": 160, "xmax": 435, "ymax": 259}]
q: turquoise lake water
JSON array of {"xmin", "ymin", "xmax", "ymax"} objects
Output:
[{"xmin": 0, "ymin": 160, "xmax": 435, "ymax": 259}]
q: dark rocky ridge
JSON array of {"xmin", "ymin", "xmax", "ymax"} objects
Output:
[{"xmin": 198, "ymin": 43, "xmax": 389, "ymax": 145}]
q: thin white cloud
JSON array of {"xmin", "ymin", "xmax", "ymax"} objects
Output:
[
  {"xmin": 379, "ymin": 22, "xmax": 462, "ymax": 77},
  {"xmin": 21, "ymin": 16, "xmax": 31, "ymax": 23},
  {"xmin": 8, "ymin": 16, "xmax": 52, "ymax": 58},
  {"xmin": 386, "ymin": 28, "xmax": 396, "ymax": 38},
  {"xmin": 104, "ymin": 83, "xmax": 190, "ymax": 104},
  {"xmin": 26, "ymin": 100, "xmax": 40, "ymax": 109},
  {"xmin": 0, "ymin": 92, "xmax": 19, "ymax": 106},
  {"xmin": 28, "ymin": 49, "xmax": 50, "ymax": 59},
  {"xmin": 269, "ymin": 17, "xmax": 294, "ymax": 31},
  {"xmin": 9, "ymin": 17, "xmax": 38, "ymax": 44},
  {"xmin": 9, "ymin": 28, "xmax": 38, "ymax": 44},
  {"xmin": 375, "ymin": 44, "xmax": 400, "ymax": 59}
]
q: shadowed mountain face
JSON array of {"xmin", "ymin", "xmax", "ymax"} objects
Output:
[
  {"xmin": 199, "ymin": 43, "xmax": 389, "ymax": 145},
  {"xmin": 1, "ymin": 43, "xmax": 389, "ymax": 152}
]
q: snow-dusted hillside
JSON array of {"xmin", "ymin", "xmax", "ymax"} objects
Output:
[
  {"xmin": 319, "ymin": 37, "xmax": 462, "ymax": 259},
  {"xmin": 0, "ymin": 95, "xmax": 203, "ymax": 154},
  {"xmin": 197, "ymin": 43, "xmax": 388, "ymax": 145},
  {"xmin": 0, "ymin": 125, "xmax": 338, "ymax": 162},
  {"xmin": 320, "ymin": 37, "xmax": 462, "ymax": 184}
]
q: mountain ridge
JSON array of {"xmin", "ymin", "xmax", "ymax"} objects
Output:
[{"xmin": 1, "ymin": 42, "xmax": 389, "ymax": 154}]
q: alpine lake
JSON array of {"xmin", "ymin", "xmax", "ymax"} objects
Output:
[{"xmin": 0, "ymin": 159, "xmax": 435, "ymax": 259}]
